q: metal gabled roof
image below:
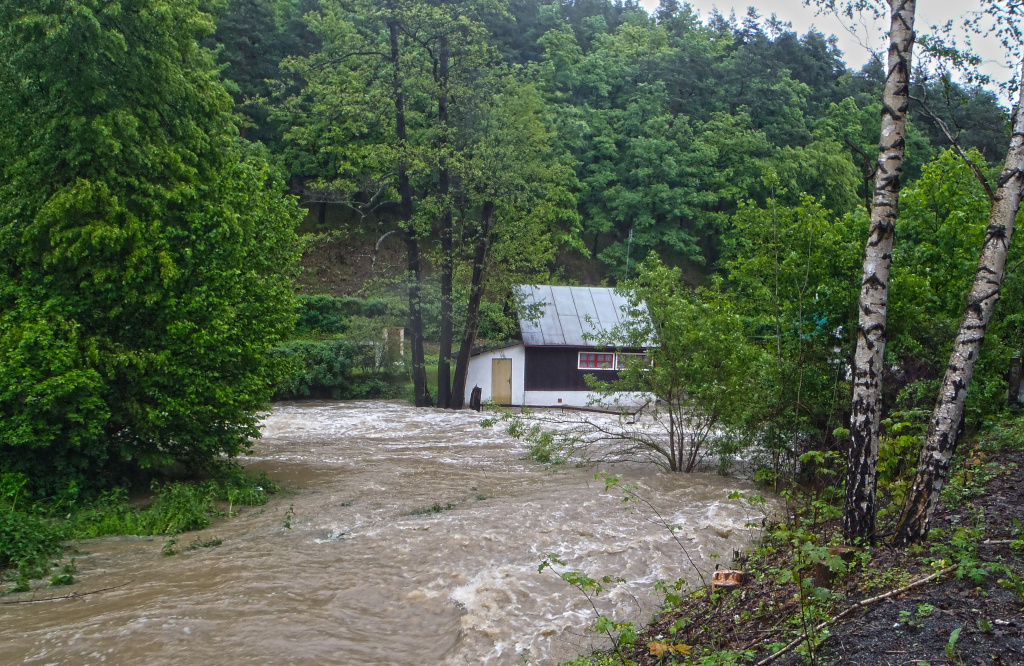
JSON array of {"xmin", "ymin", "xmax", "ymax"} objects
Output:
[{"xmin": 516, "ymin": 285, "xmax": 642, "ymax": 347}]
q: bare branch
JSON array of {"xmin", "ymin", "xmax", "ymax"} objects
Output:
[
  {"xmin": 755, "ymin": 567, "xmax": 955, "ymax": 665},
  {"xmin": 843, "ymin": 138, "xmax": 877, "ymax": 180},
  {"xmin": 0, "ymin": 580, "xmax": 133, "ymax": 605},
  {"xmin": 910, "ymin": 95, "xmax": 996, "ymax": 201}
]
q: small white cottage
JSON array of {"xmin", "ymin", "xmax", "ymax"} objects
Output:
[{"xmin": 464, "ymin": 285, "xmax": 651, "ymax": 408}]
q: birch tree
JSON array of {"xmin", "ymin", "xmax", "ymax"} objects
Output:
[
  {"xmin": 892, "ymin": 66, "xmax": 1024, "ymax": 546},
  {"xmin": 843, "ymin": 0, "xmax": 918, "ymax": 542}
]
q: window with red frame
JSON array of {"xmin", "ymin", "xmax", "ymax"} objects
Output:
[{"xmin": 578, "ymin": 352, "xmax": 615, "ymax": 370}]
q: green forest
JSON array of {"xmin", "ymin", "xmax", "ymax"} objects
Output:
[{"xmin": 2, "ymin": 0, "xmax": 1024, "ymax": 663}]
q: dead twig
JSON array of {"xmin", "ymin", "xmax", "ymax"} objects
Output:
[
  {"xmin": 754, "ymin": 566, "xmax": 955, "ymax": 666},
  {"xmin": 0, "ymin": 580, "xmax": 132, "ymax": 605}
]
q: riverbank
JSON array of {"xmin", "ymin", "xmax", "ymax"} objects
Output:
[
  {"xmin": 0, "ymin": 467, "xmax": 276, "ymax": 593},
  {"xmin": 562, "ymin": 419, "xmax": 1024, "ymax": 665}
]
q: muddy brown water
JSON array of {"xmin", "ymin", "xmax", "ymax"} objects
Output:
[{"xmin": 1, "ymin": 401, "xmax": 770, "ymax": 665}]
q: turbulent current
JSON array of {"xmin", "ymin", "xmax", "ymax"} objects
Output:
[{"xmin": 1, "ymin": 401, "xmax": 770, "ymax": 665}]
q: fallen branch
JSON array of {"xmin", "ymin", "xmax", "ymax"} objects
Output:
[
  {"xmin": 0, "ymin": 580, "xmax": 132, "ymax": 605},
  {"xmin": 754, "ymin": 566, "xmax": 955, "ymax": 666}
]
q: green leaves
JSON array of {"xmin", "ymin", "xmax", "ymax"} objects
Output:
[
  {"xmin": 577, "ymin": 255, "xmax": 764, "ymax": 471},
  {"xmin": 889, "ymin": 149, "xmax": 1022, "ymax": 424},
  {"xmin": 946, "ymin": 626, "xmax": 962, "ymax": 661},
  {"xmin": 0, "ymin": 508, "xmax": 64, "ymax": 581},
  {"xmin": 0, "ymin": 0, "xmax": 301, "ymax": 490},
  {"xmin": 720, "ymin": 192, "xmax": 863, "ymax": 465}
]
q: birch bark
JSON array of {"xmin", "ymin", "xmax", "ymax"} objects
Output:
[
  {"xmin": 844, "ymin": 0, "xmax": 917, "ymax": 542},
  {"xmin": 893, "ymin": 72, "xmax": 1024, "ymax": 547}
]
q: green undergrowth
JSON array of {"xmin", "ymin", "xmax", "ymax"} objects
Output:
[
  {"xmin": 1, "ymin": 467, "xmax": 278, "ymax": 592},
  {"xmin": 411, "ymin": 501, "xmax": 456, "ymax": 515},
  {"xmin": 556, "ymin": 416, "xmax": 1024, "ymax": 666}
]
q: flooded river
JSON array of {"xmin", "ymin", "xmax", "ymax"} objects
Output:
[{"xmin": 1, "ymin": 401, "xmax": 769, "ymax": 665}]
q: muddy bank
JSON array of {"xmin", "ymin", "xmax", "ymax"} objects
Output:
[
  {"xmin": 604, "ymin": 443, "xmax": 1024, "ymax": 666},
  {"xmin": 1, "ymin": 401, "xmax": 769, "ymax": 665}
]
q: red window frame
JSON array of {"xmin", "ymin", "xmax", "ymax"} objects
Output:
[{"xmin": 578, "ymin": 352, "xmax": 615, "ymax": 370}]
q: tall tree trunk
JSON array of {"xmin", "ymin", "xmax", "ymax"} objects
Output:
[
  {"xmin": 436, "ymin": 33, "xmax": 454, "ymax": 408},
  {"xmin": 844, "ymin": 0, "xmax": 917, "ymax": 543},
  {"xmin": 450, "ymin": 201, "xmax": 496, "ymax": 409},
  {"xmin": 390, "ymin": 18, "xmax": 430, "ymax": 407},
  {"xmin": 405, "ymin": 226, "xmax": 430, "ymax": 407},
  {"xmin": 893, "ymin": 75, "xmax": 1024, "ymax": 547}
]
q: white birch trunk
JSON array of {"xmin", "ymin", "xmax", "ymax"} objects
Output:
[
  {"xmin": 844, "ymin": 0, "xmax": 917, "ymax": 542},
  {"xmin": 893, "ymin": 71, "xmax": 1024, "ymax": 547}
]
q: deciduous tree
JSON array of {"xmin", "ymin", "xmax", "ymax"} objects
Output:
[
  {"xmin": 893, "ymin": 66, "xmax": 1024, "ymax": 546},
  {"xmin": 0, "ymin": 0, "xmax": 302, "ymax": 490},
  {"xmin": 843, "ymin": 0, "xmax": 918, "ymax": 543}
]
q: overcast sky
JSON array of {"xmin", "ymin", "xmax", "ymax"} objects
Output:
[{"xmin": 636, "ymin": 0, "xmax": 1017, "ymax": 102}]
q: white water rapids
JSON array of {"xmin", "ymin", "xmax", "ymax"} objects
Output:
[{"xmin": 1, "ymin": 401, "xmax": 770, "ymax": 665}]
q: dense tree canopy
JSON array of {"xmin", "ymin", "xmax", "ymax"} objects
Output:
[
  {"xmin": 0, "ymin": 0, "xmax": 302, "ymax": 490},
  {"xmin": 1, "ymin": 0, "xmax": 1017, "ymax": 494},
  {"xmin": 213, "ymin": 0, "xmax": 1017, "ymax": 449}
]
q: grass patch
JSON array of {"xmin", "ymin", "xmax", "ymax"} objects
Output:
[
  {"xmin": 49, "ymin": 561, "xmax": 77, "ymax": 586},
  {"xmin": 411, "ymin": 501, "xmax": 455, "ymax": 516},
  {"xmin": 1, "ymin": 466, "xmax": 278, "ymax": 591},
  {"xmin": 186, "ymin": 536, "xmax": 223, "ymax": 551},
  {"xmin": 0, "ymin": 508, "xmax": 64, "ymax": 585},
  {"xmin": 68, "ymin": 467, "xmax": 277, "ymax": 539}
]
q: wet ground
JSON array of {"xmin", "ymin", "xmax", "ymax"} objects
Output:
[
  {"xmin": 1, "ymin": 401, "xmax": 770, "ymax": 665},
  {"xmin": 808, "ymin": 449, "xmax": 1024, "ymax": 666},
  {"xmin": 620, "ymin": 450, "xmax": 1024, "ymax": 666}
]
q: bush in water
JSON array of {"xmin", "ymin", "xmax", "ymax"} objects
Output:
[{"xmin": 0, "ymin": 508, "xmax": 64, "ymax": 584}]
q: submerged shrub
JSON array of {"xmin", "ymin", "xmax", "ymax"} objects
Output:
[
  {"xmin": 143, "ymin": 482, "xmax": 217, "ymax": 534},
  {"xmin": 65, "ymin": 482, "xmax": 216, "ymax": 538},
  {"xmin": 64, "ymin": 488, "xmax": 139, "ymax": 539},
  {"xmin": 0, "ymin": 508, "xmax": 64, "ymax": 581},
  {"xmin": 62, "ymin": 468, "xmax": 277, "ymax": 543},
  {"xmin": 3, "ymin": 468, "xmax": 281, "ymax": 587},
  {"xmin": 215, "ymin": 468, "xmax": 279, "ymax": 507}
]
